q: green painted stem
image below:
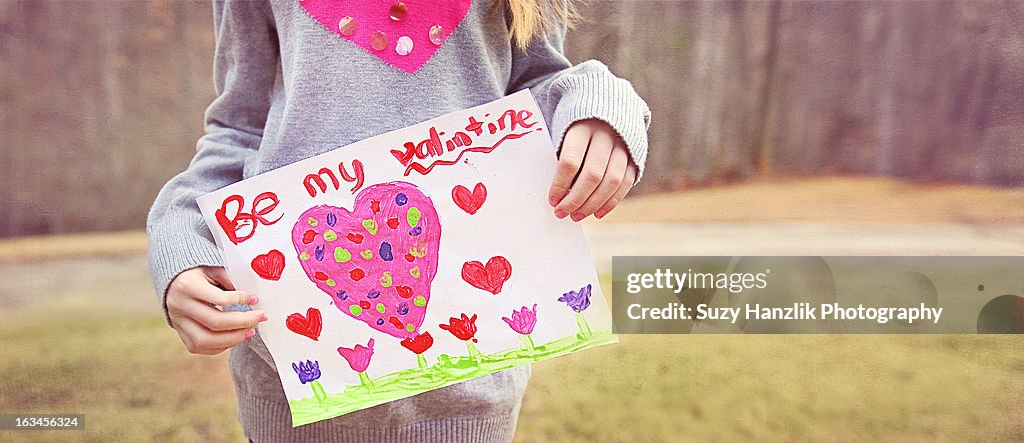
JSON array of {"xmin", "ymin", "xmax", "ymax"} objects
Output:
[
  {"xmin": 416, "ymin": 354, "xmax": 428, "ymax": 370},
  {"xmin": 310, "ymin": 380, "xmax": 327, "ymax": 403},
  {"xmin": 575, "ymin": 312, "xmax": 593, "ymax": 339},
  {"xmin": 357, "ymin": 371, "xmax": 374, "ymax": 391},
  {"xmin": 519, "ymin": 334, "xmax": 536, "ymax": 352},
  {"xmin": 466, "ymin": 340, "xmax": 482, "ymax": 363}
]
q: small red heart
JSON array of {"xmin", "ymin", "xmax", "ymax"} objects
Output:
[
  {"xmin": 286, "ymin": 308, "xmax": 322, "ymax": 341},
  {"xmin": 347, "ymin": 233, "xmax": 364, "ymax": 244},
  {"xmin": 461, "ymin": 255, "xmax": 512, "ymax": 294},
  {"xmin": 387, "ymin": 217, "xmax": 400, "ymax": 229},
  {"xmin": 452, "ymin": 183, "xmax": 487, "ymax": 215},
  {"xmin": 359, "ymin": 300, "xmax": 371, "ymax": 309},
  {"xmin": 251, "ymin": 249, "xmax": 285, "ymax": 281}
]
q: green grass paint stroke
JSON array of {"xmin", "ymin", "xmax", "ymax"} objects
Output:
[{"xmin": 289, "ymin": 331, "xmax": 617, "ymax": 426}]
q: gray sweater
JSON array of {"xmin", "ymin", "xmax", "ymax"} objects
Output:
[{"xmin": 147, "ymin": 0, "xmax": 649, "ymax": 441}]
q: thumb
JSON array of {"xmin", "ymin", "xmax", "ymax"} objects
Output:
[{"xmin": 203, "ymin": 266, "xmax": 236, "ymax": 291}]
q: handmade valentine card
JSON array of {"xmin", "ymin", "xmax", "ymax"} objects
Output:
[{"xmin": 196, "ymin": 91, "xmax": 616, "ymax": 426}]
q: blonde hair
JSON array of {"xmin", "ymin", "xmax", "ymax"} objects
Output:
[{"xmin": 505, "ymin": 0, "xmax": 579, "ymax": 48}]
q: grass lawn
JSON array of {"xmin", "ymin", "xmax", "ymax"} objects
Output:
[
  {"xmin": 3, "ymin": 296, "xmax": 1023, "ymax": 442},
  {"xmin": 1, "ymin": 177, "xmax": 1023, "ymax": 442}
]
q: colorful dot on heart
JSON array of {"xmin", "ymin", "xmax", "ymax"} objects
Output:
[
  {"xmin": 350, "ymin": 268, "xmax": 365, "ymax": 281},
  {"xmin": 361, "ymin": 250, "xmax": 373, "ymax": 259},
  {"xmin": 396, "ymin": 285, "xmax": 413, "ymax": 298},
  {"xmin": 336, "ymin": 290, "xmax": 348, "ymax": 300},
  {"xmin": 326, "ymin": 279, "xmax": 336, "ymax": 287},
  {"xmin": 370, "ymin": 30, "xmax": 388, "ymax": 51},
  {"xmin": 350, "ymin": 305, "xmax": 362, "ymax": 316},
  {"xmin": 409, "ymin": 226, "xmax": 422, "ymax": 236},
  {"xmin": 389, "ymin": 1, "xmax": 408, "ymax": 21},
  {"xmin": 414, "ymin": 295, "xmax": 426, "ymax": 306},
  {"xmin": 380, "ymin": 242, "xmax": 393, "ymax": 261},
  {"xmin": 324, "ymin": 229, "xmax": 337, "ymax": 241},
  {"xmin": 381, "ymin": 272, "xmax": 392, "ymax": 287},
  {"xmin": 389, "ymin": 316, "xmax": 404, "ymax": 329},
  {"xmin": 396, "ymin": 193, "xmax": 408, "ymax": 206},
  {"xmin": 307, "ymin": 217, "xmax": 318, "ymax": 227},
  {"xmin": 407, "ymin": 207, "xmax": 421, "ymax": 227},
  {"xmin": 397, "ymin": 302, "xmax": 409, "ymax": 315},
  {"xmin": 367, "ymin": 289, "xmax": 380, "ymax": 299},
  {"xmin": 347, "ymin": 233, "xmax": 364, "ymax": 244},
  {"xmin": 376, "ymin": 318, "xmax": 385, "ymax": 326},
  {"xmin": 338, "ymin": 16, "xmax": 356, "ymax": 36},
  {"xmin": 410, "ymin": 266, "xmax": 420, "ymax": 278},
  {"xmin": 314, "ymin": 245, "xmax": 325, "ymax": 261},
  {"xmin": 326, "ymin": 213, "xmax": 337, "ymax": 226},
  {"xmin": 371, "ymin": 200, "xmax": 381, "ymax": 213},
  {"xmin": 300, "ymin": 251, "xmax": 309, "ymax": 261},
  {"xmin": 315, "ymin": 271, "xmax": 328, "ymax": 281},
  {"xmin": 429, "ymin": 25, "xmax": 444, "ymax": 45},
  {"xmin": 405, "ymin": 324, "xmax": 415, "ymax": 332},
  {"xmin": 405, "ymin": 253, "xmax": 415, "ymax": 262},
  {"xmin": 363, "ymin": 219, "xmax": 379, "ymax": 235},
  {"xmin": 359, "ymin": 300, "xmax": 371, "ymax": 309},
  {"xmin": 334, "ymin": 247, "xmax": 351, "ymax": 262},
  {"xmin": 302, "ymin": 230, "xmax": 317, "ymax": 244},
  {"xmin": 387, "ymin": 217, "xmax": 400, "ymax": 229},
  {"xmin": 396, "ymin": 36, "xmax": 413, "ymax": 56},
  {"xmin": 376, "ymin": 303, "xmax": 386, "ymax": 313}
]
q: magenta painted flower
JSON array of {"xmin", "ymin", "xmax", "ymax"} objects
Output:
[
  {"xmin": 502, "ymin": 304, "xmax": 538, "ymax": 335},
  {"xmin": 337, "ymin": 338, "xmax": 375, "ymax": 373}
]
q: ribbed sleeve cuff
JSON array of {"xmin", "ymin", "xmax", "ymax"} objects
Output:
[
  {"xmin": 147, "ymin": 212, "xmax": 226, "ymax": 326},
  {"xmin": 547, "ymin": 61, "xmax": 652, "ymax": 183}
]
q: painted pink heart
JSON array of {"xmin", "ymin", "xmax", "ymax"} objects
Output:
[
  {"xmin": 298, "ymin": 0, "xmax": 473, "ymax": 74},
  {"xmin": 292, "ymin": 182, "xmax": 441, "ymax": 339}
]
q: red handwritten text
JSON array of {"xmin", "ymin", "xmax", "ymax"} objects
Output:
[
  {"xmin": 216, "ymin": 192, "xmax": 282, "ymax": 245},
  {"xmin": 390, "ymin": 108, "xmax": 540, "ymax": 176},
  {"xmin": 303, "ymin": 159, "xmax": 365, "ymax": 197}
]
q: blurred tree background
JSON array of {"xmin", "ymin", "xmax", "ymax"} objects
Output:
[{"xmin": 2, "ymin": 0, "xmax": 1022, "ymax": 237}]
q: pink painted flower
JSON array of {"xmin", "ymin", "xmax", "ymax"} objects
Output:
[
  {"xmin": 337, "ymin": 338, "xmax": 375, "ymax": 373},
  {"xmin": 502, "ymin": 304, "xmax": 538, "ymax": 335}
]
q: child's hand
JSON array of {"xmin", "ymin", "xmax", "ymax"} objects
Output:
[
  {"xmin": 548, "ymin": 118, "xmax": 638, "ymax": 221},
  {"xmin": 165, "ymin": 266, "xmax": 266, "ymax": 355}
]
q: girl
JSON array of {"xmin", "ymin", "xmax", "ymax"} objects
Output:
[{"xmin": 148, "ymin": 0, "xmax": 650, "ymax": 441}]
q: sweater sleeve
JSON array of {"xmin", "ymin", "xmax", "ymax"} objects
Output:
[
  {"xmin": 506, "ymin": 3, "xmax": 651, "ymax": 181},
  {"xmin": 146, "ymin": 0, "xmax": 278, "ymax": 325}
]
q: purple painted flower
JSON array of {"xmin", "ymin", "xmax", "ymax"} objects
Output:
[
  {"xmin": 337, "ymin": 338, "xmax": 375, "ymax": 373},
  {"xmin": 291, "ymin": 359, "xmax": 321, "ymax": 384},
  {"xmin": 558, "ymin": 284, "xmax": 592, "ymax": 313},
  {"xmin": 502, "ymin": 304, "xmax": 538, "ymax": 335}
]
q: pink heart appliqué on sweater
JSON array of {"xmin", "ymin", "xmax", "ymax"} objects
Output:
[
  {"xmin": 298, "ymin": 0, "xmax": 473, "ymax": 74},
  {"xmin": 292, "ymin": 182, "xmax": 441, "ymax": 339}
]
